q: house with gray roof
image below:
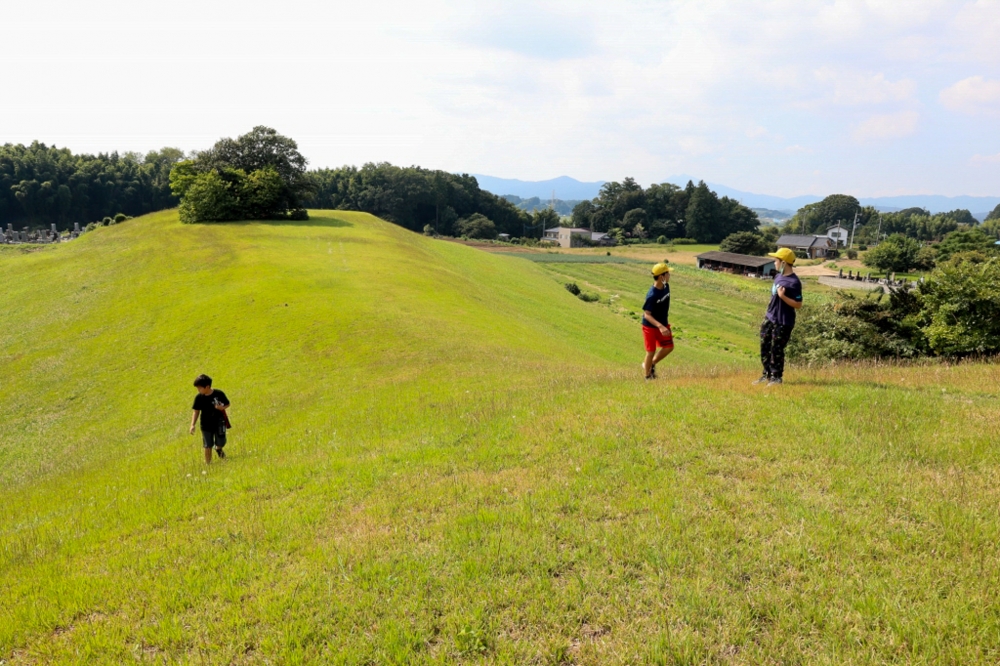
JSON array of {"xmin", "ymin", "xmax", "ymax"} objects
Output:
[
  {"xmin": 696, "ymin": 251, "xmax": 776, "ymax": 277},
  {"xmin": 776, "ymin": 234, "xmax": 836, "ymax": 259}
]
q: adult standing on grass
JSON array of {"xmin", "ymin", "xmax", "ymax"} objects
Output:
[
  {"xmin": 642, "ymin": 262, "xmax": 674, "ymax": 380},
  {"xmin": 755, "ymin": 248, "xmax": 803, "ymax": 386},
  {"xmin": 189, "ymin": 374, "xmax": 231, "ymax": 463}
]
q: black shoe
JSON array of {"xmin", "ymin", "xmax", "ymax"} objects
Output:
[
  {"xmin": 216, "ymin": 447, "xmax": 226, "ymax": 459},
  {"xmin": 650, "ymin": 364, "xmax": 657, "ymax": 378},
  {"xmin": 767, "ymin": 378, "xmax": 783, "ymax": 386},
  {"xmin": 752, "ymin": 375, "xmax": 770, "ymax": 385}
]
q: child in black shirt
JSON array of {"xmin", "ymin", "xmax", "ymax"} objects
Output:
[{"xmin": 189, "ymin": 374, "xmax": 230, "ymax": 463}]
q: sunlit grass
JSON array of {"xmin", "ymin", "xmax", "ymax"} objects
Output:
[{"xmin": 2, "ymin": 211, "xmax": 1000, "ymax": 664}]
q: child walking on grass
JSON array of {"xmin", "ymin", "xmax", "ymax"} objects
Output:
[
  {"xmin": 642, "ymin": 262, "xmax": 674, "ymax": 380},
  {"xmin": 755, "ymin": 248, "xmax": 803, "ymax": 386},
  {"xmin": 189, "ymin": 374, "xmax": 230, "ymax": 463}
]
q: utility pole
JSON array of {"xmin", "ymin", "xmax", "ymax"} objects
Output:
[
  {"xmin": 875, "ymin": 213, "xmax": 883, "ymax": 247},
  {"xmin": 849, "ymin": 211, "xmax": 859, "ymax": 249}
]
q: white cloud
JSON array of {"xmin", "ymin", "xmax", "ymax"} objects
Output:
[
  {"xmin": 0, "ymin": 0, "xmax": 999, "ymax": 196},
  {"xmin": 940, "ymin": 76, "xmax": 1000, "ymax": 114},
  {"xmin": 852, "ymin": 111, "xmax": 920, "ymax": 142},
  {"xmin": 971, "ymin": 152, "xmax": 1000, "ymax": 164},
  {"xmin": 812, "ymin": 69, "xmax": 916, "ymax": 106}
]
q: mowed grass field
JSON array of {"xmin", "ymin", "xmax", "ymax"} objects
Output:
[{"xmin": 2, "ymin": 210, "xmax": 1000, "ymax": 664}]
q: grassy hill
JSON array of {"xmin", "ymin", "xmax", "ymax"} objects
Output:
[{"xmin": 3, "ymin": 211, "xmax": 1000, "ymax": 664}]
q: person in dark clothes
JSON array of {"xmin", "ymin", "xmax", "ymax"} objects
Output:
[
  {"xmin": 755, "ymin": 248, "xmax": 803, "ymax": 386},
  {"xmin": 642, "ymin": 262, "xmax": 674, "ymax": 380},
  {"xmin": 189, "ymin": 374, "xmax": 230, "ymax": 463}
]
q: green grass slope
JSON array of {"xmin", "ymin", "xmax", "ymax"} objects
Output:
[{"xmin": 3, "ymin": 211, "xmax": 1000, "ymax": 664}]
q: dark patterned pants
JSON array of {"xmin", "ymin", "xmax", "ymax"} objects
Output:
[{"xmin": 760, "ymin": 319, "xmax": 793, "ymax": 379}]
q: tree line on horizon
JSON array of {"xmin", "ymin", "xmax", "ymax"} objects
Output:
[
  {"xmin": 0, "ymin": 143, "xmax": 180, "ymax": 230},
  {"xmin": 5, "ymin": 129, "xmax": 1000, "ymax": 248}
]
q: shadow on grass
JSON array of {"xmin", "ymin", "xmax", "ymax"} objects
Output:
[{"xmin": 245, "ymin": 215, "xmax": 354, "ymax": 229}]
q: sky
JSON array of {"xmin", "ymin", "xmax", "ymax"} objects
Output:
[{"xmin": 2, "ymin": 0, "xmax": 1000, "ymax": 197}]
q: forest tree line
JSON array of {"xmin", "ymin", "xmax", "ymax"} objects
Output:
[
  {"xmin": 569, "ymin": 178, "xmax": 760, "ymax": 244},
  {"xmin": 0, "ymin": 142, "xmax": 181, "ymax": 230}
]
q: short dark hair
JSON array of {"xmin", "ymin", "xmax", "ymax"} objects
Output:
[{"xmin": 193, "ymin": 374, "xmax": 213, "ymax": 388}]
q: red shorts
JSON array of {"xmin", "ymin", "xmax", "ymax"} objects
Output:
[{"xmin": 643, "ymin": 324, "xmax": 674, "ymax": 352}]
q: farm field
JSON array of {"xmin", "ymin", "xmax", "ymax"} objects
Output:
[{"xmin": 3, "ymin": 210, "xmax": 1000, "ymax": 664}]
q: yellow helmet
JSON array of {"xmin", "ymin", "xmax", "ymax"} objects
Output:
[
  {"xmin": 767, "ymin": 247, "xmax": 797, "ymax": 265},
  {"xmin": 651, "ymin": 262, "xmax": 673, "ymax": 276}
]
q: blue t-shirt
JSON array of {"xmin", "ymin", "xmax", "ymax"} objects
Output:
[
  {"xmin": 765, "ymin": 273, "xmax": 803, "ymax": 327},
  {"xmin": 642, "ymin": 284, "xmax": 670, "ymax": 328}
]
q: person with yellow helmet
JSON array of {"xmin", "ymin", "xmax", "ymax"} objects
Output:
[
  {"xmin": 754, "ymin": 247, "xmax": 803, "ymax": 386},
  {"xmin": 642, "ymin": 262, "xmax": 674, "ymax": 379}
]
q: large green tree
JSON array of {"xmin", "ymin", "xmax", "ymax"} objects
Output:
[
  {"xmin": 185, "ymin": 126, "xmax": 311, "ymax": 217},
  {"xmin": 788, "ymin": 194, "xmax": 861, "ymax": 234},
  {"xmin": 684, "ymin": 181, "xmax": 721, "ymax": 242},
  {"xmin": 862, "ymin": 234, "xmax": 923, "ymax": 273},
  {"xmin": 719, "ymin": 231, "xmax": 769, "ymax": 256}
]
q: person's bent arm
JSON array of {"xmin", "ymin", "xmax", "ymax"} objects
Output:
[
  {"xmin": 190, "ymin": 410, "xmax": 200, "ymax": 434},
  {"xmin": 779, "ymin": 294, "xmax": 803, "ymax": 309},
  {"xmin": 777, "ymin": 287, "xmax": 803, "ymax": 309},
  {"xmin": 643, "ymin": 311, "xmax": 669, "ymax": 332}
]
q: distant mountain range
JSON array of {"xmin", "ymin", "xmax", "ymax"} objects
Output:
[
  {"xmin": 472, "ymin": 174, "xmax": 1000, "ymax": 220},
  {"xmin": 472, "ymin": 175, "xmax": 607, "ymax": 202}
]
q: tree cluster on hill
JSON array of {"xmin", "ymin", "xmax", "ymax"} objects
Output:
[
  {"xmin": 783, "ymin": 195, "xmax": 981, "ymax": 245},
  {"xmin": 307, "ymin": 163, "xmax": 533, "ymax": 239},
  {"xmin": 569, "ymin": 178, "xmax": 759, "ymax": 243},
  {"xmin": 170, "ymin": 127, "xmax": 312, "ymax": 223},
  {"xmin": 789, "ymin": 257, "xmax": 1000, "ymax": 362},
  {"xmin": 986, "ymin": 203, "xmax": 1000, "ymax": 222},
  {"xmin": 0, "ymin": 143, "xmax": 182, "ymax": 230},
  {"xmin": 784, "ymin": 195, "xmax": 871, "ymax": 235},
  {"xmin": 718, "ymin": 227, "xmax": 781, "ymax": 256},
  {"xmin": 502, "ymin": 195, "xmax": 582, "ymax": 216}
]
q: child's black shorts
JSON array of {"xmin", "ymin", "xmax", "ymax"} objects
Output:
[{"xmin": 201, "ymin": 430, "xmax": 227, "ymax": 449}]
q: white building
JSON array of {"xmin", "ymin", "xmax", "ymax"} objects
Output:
[
  {"xmin": 543, "ymin": 227, "xmax": 615, "ymax": 248},
  {"xmin": 824, "ymin": 225, "xmax": 850, "ymax": 246}
]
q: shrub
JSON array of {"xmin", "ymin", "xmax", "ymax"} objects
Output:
[
  {"xmin": 423, "ymin": 224, "xmax": 435, "ymax": 236},
  {"xmin": 788, "ymin": 287, "xmax": 927, "ymax": 363},
  {"xmin": 578, "ymin": 292, "xmax": 599, "ymax": 302},
  {"xmin": 846, "ymin": 248, "xmax": 858, "ymax": 260},
  {"xmin": 673, "ymin": 238, "xmax": 697, "ymax": 245},
  {"xmin": 288, "ymin": 208, "xmax": 309, "ymax": 221},
  {"xmin": 113, "ymin": 213, "xmax": 127, "ymax": 224},
  {"xmin": 914, "ymin": 245, "xmax": 937, "ymax": 270},
  {"xmin": 935, "ymin": 228, "xmax": 997, "ymax": 262},
  {"xmin": 656, "ymin": 235, "xmax": 667, "ymax": 244},
  {"xmin": 920, "ymin": 258, "xmax": 1000, "ymax": 356},
  {"xmin": 455, "ymin": 213, "xmax": 498, "ymax": 240},
  {"xmin": 858, "ymin": 244, "xmax": 868, "ymax": 251},
  {"xmin": 719, "ymin": 231, "xmax": 768, "ymax": 256},
  {"xmin": 102, "ymin": 217, "xmax": 112, "ymax": 226},
  {"xmin": 564, "ymin": 282, "xmax": 581, "ymax": 296}
]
